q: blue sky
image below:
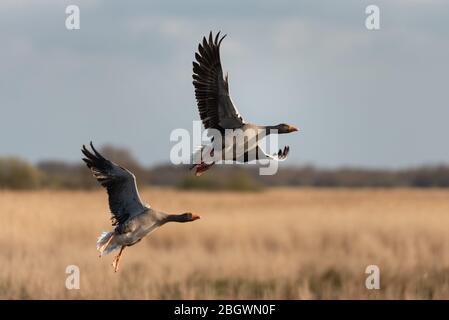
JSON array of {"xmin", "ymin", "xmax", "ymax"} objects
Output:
[{"xmin": 1, "ymin": 0, "xmax": 448, "ymax": 168}]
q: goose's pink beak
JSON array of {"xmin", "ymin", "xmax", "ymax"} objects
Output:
[
  {"xmin": 191, "ymin": 213, "xmax": 201, "ymax": 221},
  {"xmin": 288, "ymin": 125, "xmax": 299, "ymax": 132}
]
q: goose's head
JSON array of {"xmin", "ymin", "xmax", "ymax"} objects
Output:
[
  {"xmin": 180, "ymin": 212, "xmax": 201, "ymax": 222},
  {"xmin": 277, "ymin": 123, "xmax": 299, "ymax": 134}
]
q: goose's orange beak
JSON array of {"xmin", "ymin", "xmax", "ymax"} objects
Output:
[
  {"xmin": 191, "ymin": 213, "xmax": 201, "ymax": 221},
  {"xmin": 288, "ymin": 125, "xmax": 299, "ymax": 132}
]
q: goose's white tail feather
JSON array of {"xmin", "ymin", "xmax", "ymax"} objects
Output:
[
  {"xmin": 191, "ymin": 145, "xmax": 205, "ymax": 164},
  {"xmin": 96, "ymin": 231, "xmax": 119, "ymax": 255}
]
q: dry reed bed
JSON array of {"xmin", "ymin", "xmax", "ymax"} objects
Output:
[{"xmin": 1, "ymin": 188, "xmax": 449, "ymax": 299}]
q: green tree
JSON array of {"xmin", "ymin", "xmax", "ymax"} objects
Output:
[{"xmin": 0, "ymin": 157, "xmax": 44, "ymax": 189}]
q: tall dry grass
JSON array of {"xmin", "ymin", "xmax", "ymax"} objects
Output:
[{"xmin": 1, "ymin": 188, "xmax": 449, "ymax": 299}]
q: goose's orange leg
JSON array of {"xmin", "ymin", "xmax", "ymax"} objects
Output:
[
  {"xmin": 112, "ymin": 246, "xmax": 125, "ymax": 273},
  {"xmin": 195, "ymin": 162, "xmax": 215, "ymax": 176}
]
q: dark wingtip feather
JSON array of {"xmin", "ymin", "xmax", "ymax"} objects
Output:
[
  {"xmin": 214, "ymin": 31, "xmax": 220, "ymax": 45},
  {"xmin": 82, "ymin": 158, "xmax": 92, "ymax": 168},
  {"xmin": 218, "ymin": 34, "xmax": 227, "ymax": 47},
  {"xmin": 81, "ymin": 145, "xmax": 93, "ymax": 160},
  {"xmin": 208, "ymin": 31, "xmax": 213, "ymax": 44},
  {"xmin": 90, "ymin": 142, "xmax": 106, "ymax": 161}
]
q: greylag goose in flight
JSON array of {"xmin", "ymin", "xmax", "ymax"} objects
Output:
[
  {"xmin": 82, "ymin": 142, "xmax": 200, "ymax": 272},
  {"xmin": 191, "ymin": 32, "xmax": 299, "ymax": 176}
]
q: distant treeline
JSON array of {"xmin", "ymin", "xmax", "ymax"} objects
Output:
[
  {"xmin": 1, "ymin": 146, "xmax": 449, "ymax": 190},
  {"xmin": 148, "ymin": 164, "xmax": 449, "ymax": 189}
]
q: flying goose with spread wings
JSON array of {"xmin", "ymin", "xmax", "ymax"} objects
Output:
[
  {"xmin": 82, "ymin": 142, "xmax": 200, "ymax": 272},
  {"xmin": 191, "ymin": 32, "xmax": 299, "ymax": 176}
]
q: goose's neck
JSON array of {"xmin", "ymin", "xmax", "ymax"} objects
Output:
[
  {"xmin": 257, "ymin": 125, "xmax": 279, "ymax": 135},
  {"xmin": 163, "ymin": 214, "xmax": 187, "ymax": 223}
]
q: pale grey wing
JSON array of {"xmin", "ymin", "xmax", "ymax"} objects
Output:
[
  {"xmin": 192, "ymin": 31, "xmax": 245, "ymax": 133},
  {"xmin": 81, "ymin": 142, "xmax": 147, "ymax": 226},
  {"xmin": 254, "ymin": 146, "xmax": 290, "ymax": 162}
]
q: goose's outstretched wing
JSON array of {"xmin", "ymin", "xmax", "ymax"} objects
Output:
[
  {"xmin": 252, "ymin": 146, "xmax": 290, "ymax": 162},
  {"xmin": 193, "ymin": 31, "xmax": 245, "ymax": 133},
  {"xmin": 81, "ymin": 142, "xmax": 147, "ymax": 226}
]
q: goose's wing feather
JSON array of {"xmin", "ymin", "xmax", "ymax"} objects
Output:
[
  {"xmin": 193, "ymin": 31, "xmax": 245, "ymax": 133},
  {"xmin": 81, "ymin": 142, "xmax": 147, "ymax": 226},
  {"xmin": 254, "ymin": 146, "xmax": 290, "ymax": 162}
]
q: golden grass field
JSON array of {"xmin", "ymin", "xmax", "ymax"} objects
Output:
[{"xmin": 1, "ymin": 187, "xmax": 449, "ymax": 299}]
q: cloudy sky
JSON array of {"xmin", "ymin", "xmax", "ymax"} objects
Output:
[{"xmin": 0, "ymin": 0, "xmax": 448, "ymax": 168}]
